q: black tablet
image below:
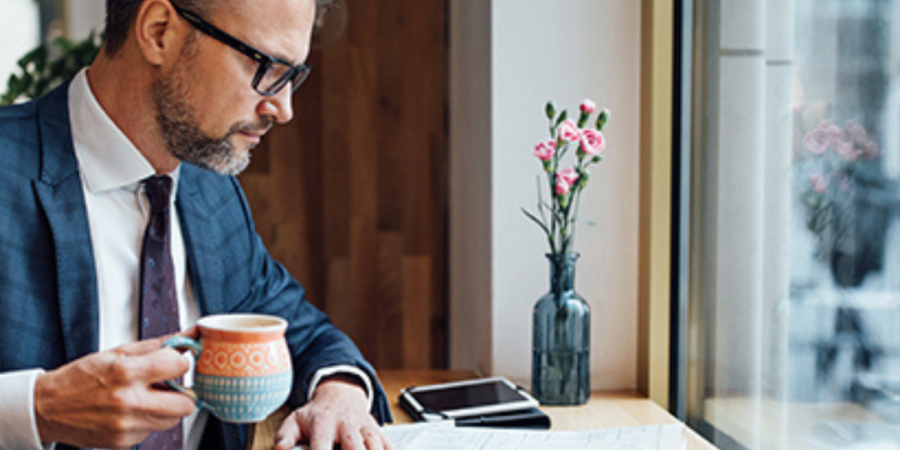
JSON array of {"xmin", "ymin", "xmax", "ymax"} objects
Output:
[{"xmin": 399, "ymin": 377, "xmax": 539, "ymax": 420}]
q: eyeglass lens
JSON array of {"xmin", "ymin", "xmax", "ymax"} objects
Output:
[{"xmin": 256, "ymin": 61, "xmax": 310, "ymax": 95}]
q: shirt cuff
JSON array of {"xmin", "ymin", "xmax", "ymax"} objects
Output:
[
  {"xmin": 307, "ymin": 365, "xmax": 374, "ymax": 412},
  {"xmin": 0, "ymin": 369, "xmax": 53, "ymax": 450}
]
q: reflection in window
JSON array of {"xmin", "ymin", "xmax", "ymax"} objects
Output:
[{"xmin": 683, "ymin": 1, "xmax": 900, "ymax": 449}]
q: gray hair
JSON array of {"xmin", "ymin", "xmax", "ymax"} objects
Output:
[{"xmin": 103, "ymin": 0, "xmax": 332, "ymax": 56}]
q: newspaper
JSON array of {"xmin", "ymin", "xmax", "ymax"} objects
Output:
[{"xmin": 380, "ymin": 421, "xmax": 686, "ymax": 450}]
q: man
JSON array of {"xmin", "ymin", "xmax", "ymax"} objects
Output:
[{"xmin": 0, "ymin": 0, "xmax": 394, "ymax": 449}]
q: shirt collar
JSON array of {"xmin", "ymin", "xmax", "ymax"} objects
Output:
[{"xmin": 68, "ymin": 68, "xmax": 180, "ymax": 194}]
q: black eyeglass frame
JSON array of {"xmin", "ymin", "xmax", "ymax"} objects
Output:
[{"xmin": 170, "ymin": 2, "xmax": 311, "ymax": 96}]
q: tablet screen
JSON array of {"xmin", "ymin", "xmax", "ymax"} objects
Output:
[{"xmin": 410, "ymin": 379, "xmax": 528, "ymax": 411}]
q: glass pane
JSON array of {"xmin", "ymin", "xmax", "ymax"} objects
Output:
[{"xmin": 684, "ymin": 1, "xmax": 900, "ymax": 449}]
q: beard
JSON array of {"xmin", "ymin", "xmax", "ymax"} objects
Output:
[{"xmin": 151, "ymin": 63, "xmax": 272, "ymax": 176}]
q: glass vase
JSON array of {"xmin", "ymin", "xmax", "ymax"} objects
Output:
[{"xmin": 531, "ymin": 252, "xmax": 590, "ymax": 405}]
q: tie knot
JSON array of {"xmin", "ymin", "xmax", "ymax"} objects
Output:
[{"xmin": 143, "ymin": 175, "xmax": 173, "ymax": 214}]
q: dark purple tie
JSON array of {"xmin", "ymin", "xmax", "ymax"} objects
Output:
[{"xmin": 138, "ymin": 175, "xmax": 183, "ymax": 450}]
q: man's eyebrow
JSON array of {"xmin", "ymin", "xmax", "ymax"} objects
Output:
[{"xmin": 265, "ymin": 46, "xmax": 303, "ymax": 66}]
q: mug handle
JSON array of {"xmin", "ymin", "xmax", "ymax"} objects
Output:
[{"xmin": 162, "ymin": 336, "xmax": 207, "ymax": 408}]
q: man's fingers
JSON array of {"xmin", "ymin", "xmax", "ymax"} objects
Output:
[
  {"xmin": 34, "ymin": 348, "xmax": 195, "ymax": 448},
  {"xmin": 140, "ymin": 389, "xmax": 197, "ymax": 418},
  {"xmin": 180, "ymin": 325, "xmax": 199, "ymax": 339},
  {"xmin": 361, "ymin": 427, "xmax": 385, "ymax": 450},
  {"xmin": 115, "ymin": 331, "xmax": 196, "ymax": 357},
  {"xmin": 115, "ymin": 347, "xmax": 191, "ymax": 385},
  {"xmin": 113, "ymin": 336, "xmax": 172, "ymax": 356},
  {"xmin": 308, "ymin": 416, "xmax": 337, "ymax": 450},
  {"xmin": 335, "ymin": 422, "xmax": 366, "ymax": 450},
  {"xmin": 274, "ymin": 411, "xmax": 304, "ymax": 450}
]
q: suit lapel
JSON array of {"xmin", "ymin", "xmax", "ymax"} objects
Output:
[
  {"xmin": 32, "ymin": 83, "xmax": 100, "ymax": 361},
  {"xmin": 178, "ymin": 166, "xmax": 249, "ymax": 450},
  {"xmin": 177, "ymin": 164, "xmax": 225, "ymax": 316}
]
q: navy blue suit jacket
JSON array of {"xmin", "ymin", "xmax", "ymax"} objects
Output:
[{"xmin": 0, "ymin": 82, "xmax": 390, "ymax": 450}]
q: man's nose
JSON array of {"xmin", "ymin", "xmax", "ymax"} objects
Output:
[{"xmin": 257, "ymin": 89, "xmax": 294, "ymax": 124}]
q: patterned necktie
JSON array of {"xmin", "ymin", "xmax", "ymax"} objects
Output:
[{"xmin": 138, "ymin": 175, "xmax": 183, "ymax": 450}]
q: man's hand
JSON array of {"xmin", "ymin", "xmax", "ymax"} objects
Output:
[
  {"xmin": 33, "ymin": 336, "xmax": 195, "ymax": 449},
  {"xmin": 275, "ymin": 377, "xmax": 396, "ymax": 450}
]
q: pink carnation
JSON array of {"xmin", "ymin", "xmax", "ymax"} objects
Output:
[
  {"xmin": 533, "ymin": 140, "xmax": 556, "ymax": 161},
  {"xmin": 834, "ymin": 139, "xmax": 862, "ymax": 162},
  {"xmin": 556, "ymin": 167, "xmax": 579, "ymax": 195},
  {"xmin": 580, "ymin": 129, "xmax": 605, "ymax": 156},
  {"xmin": 839, "ymin": 173, "xmax": 852, "ymax": 192},
  {"xmin": 842, "ymin": 122, "xmax": 880, "ymax": 159},
  {"xmin": 580, "ymin": 99, "xmax": 596, "ymax": 114},
  {"xmin": 802, "ymin": 129, "xmax": 831, "ymax": 155},
  {"xmin": 557, "ymin": 167, "xmax": 579, "ymax": 188},
  {"xmin": 802, "ymin": 122, "xmax": 841, "ymax": 155},
  {"xmin": 809, "ymin": 173, "xmax": 828, "ymax": 193},
  {"xmin": 558, "ymin": 120, "xmax": 581, "ymax": 142}
]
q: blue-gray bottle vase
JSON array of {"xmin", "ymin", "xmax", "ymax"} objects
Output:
[{"xmin": 531, "ymin": 252, "xmax": 590, "ymax": 405}]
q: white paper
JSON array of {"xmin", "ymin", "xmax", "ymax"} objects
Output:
[{"xmin": 381, "ymin": 422, "xmax": 686, "ymax": 450}]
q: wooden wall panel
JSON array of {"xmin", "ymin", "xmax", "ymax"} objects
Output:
[{"xmin": 239, "ymin": 0, "xmax": 448, "ymax": 370}]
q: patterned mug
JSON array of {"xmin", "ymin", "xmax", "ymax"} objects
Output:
[{"xmin": 164, "ymin": 313, "xmax": 293, "ymax": 423}]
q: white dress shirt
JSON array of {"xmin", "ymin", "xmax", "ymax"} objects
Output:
[{"xmin": 0, "ymin": 69, "xmax": 371, "ymax": 450}]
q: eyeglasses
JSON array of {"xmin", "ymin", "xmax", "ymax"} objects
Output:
[{"xmin": 170, "ymin": 1, "xmax": 311, "ymax": 96}]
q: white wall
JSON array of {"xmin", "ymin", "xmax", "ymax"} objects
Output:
[
  {"xmin": 0, "ymin": 0, "xmax": 104, "ymax": 90},
  {"xmin": 0, "ymin": 0, "xmax": 40, "ymax": 84},
  {"xmin": 65, "ymin": 0, "xmax": 105, "ymax": 41},
  {"xmin": 451, "ymin": 0, "xmax": 642, "ymax": 390},
  {"xmin": 449, "ymin": 0, "xmax": 494, "ymax": 378}
]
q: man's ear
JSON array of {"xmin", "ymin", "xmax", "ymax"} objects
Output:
[{"xmin": 134, "ymin": 0, "xmax": 186, "ymax": 66}]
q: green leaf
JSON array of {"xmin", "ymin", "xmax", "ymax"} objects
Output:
[
  {"xmin": 522, "ymin": 207, "xmax": 552, "ymax": 236},
  {"xmin": 18, "ymin": 45, "xmax": 45, "ymax": 69},
  {"xmin": 34, "ymin": 79, "xmax": 50, "ymax": 97},
  {"xmin": 545, "ymin": 100, "xmax": 556, "ymax": 120},
  {"xmin": 573, "ymin": 216, "xmax": 596, "ymax": 227},
  {"xmin": 542, "ymin": 159, "xmax": 553, "ymax": 173},
  {"xmin": 7, "ymin": 74, "xmax": 22, "ymax": 94},
  {"xmin": 578, "ymin": 170, "xmax": 590, "ymax": 188},
  {"xmin": 596, "ymin": 109, "xmax": 609, "ymax": 130},
  {"xmin": 1, "ymin": 30, "xmax": 102, "ymax": 105},
  {"xmin": 52, "ymin": 36, "xmax": 74, "ymax": 53},
  {"xmin": 19, "ymin": 72, "xmax": 33, "ymax": 89},
  {"xmin": 555, "ymin": 110, "xmax": 568, "ymax": 127},
  {"xmin": 577, "ymin": 110, "xmax": 589, "ymax": 128}
]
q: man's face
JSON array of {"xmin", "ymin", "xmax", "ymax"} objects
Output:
[{"xmin": 152, "ymin": 0, "xmax": 315, "ymax": 175}]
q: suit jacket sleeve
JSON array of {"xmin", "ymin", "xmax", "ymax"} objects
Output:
[{"xmin": 246, "ymin": 230, "xmax": 392, "ymax": 423}]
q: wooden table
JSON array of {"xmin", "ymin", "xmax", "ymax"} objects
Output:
[{"xmin": 250, "ymin": 370, "xmax": 718, "ymax": 449}]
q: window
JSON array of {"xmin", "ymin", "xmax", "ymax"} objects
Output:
[{"xmin": 678, "ymin": 1, "xmax": 900, "ymax": 448}]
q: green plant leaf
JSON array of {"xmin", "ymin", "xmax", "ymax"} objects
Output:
[
  {"xmin": 555, "ymin": 110, "xmax": 568, "ymax": 127},
  {"xmin": 577, "ymin": 110, "xmax": 589, "ymax": 128},
  {"xmin": 573, "ymin": 216, "xmax": 596, "ymax": 226},
  {"xmin": 596, "ymin": 109, "xmax": 609, "ymax": 130},
  {"xmin": 52, "ymin": 36, "xmax": 74, "ymax": 53},
  {"xmin": 2, "ymin": 31, "xmax": 102, "ymax": 106},
  {"xmin": 522, "ymin": 207, "xmax": 550, "ymax": 232},
  {"xmin": 18, "ymin": 45, "xmax": 45, "ymax": 69},
  {"xmin": 545, "ymin": 100, "xmax": 556, "ymax": 120}
]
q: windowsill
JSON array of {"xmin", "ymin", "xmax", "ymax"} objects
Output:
[{"xmin": 703, "ymin": 395, "xmax": 885, "ymax": 450}]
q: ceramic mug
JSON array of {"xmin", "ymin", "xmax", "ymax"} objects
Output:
[{"xmin": 164, "ymin": 313, "xmax": 293, "ymax": 423}]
